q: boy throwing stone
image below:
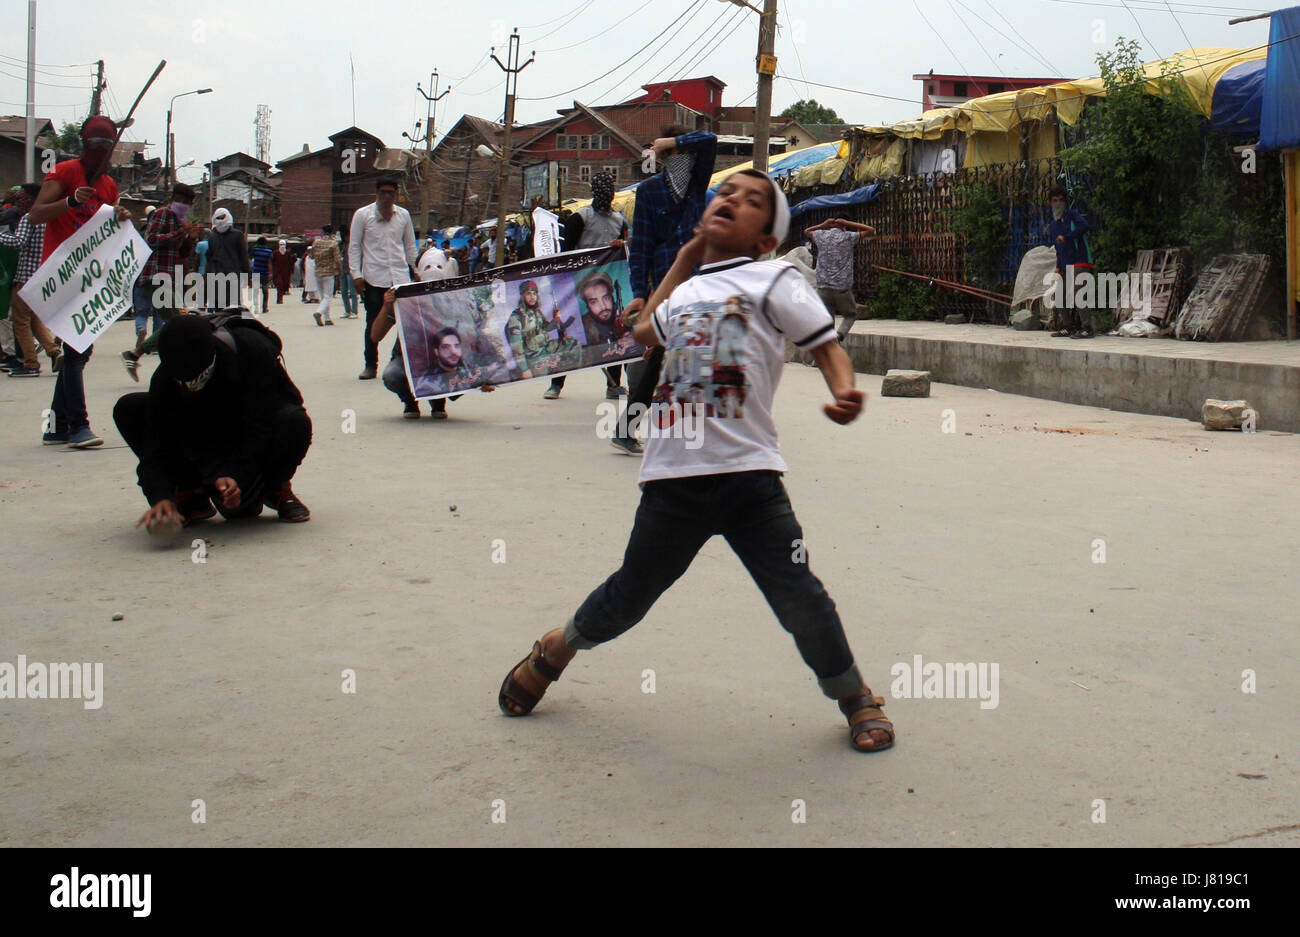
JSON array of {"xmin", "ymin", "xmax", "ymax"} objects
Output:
[{"xmin": 497, "ymin": 169, "xmax": 894, "ymax": 753}]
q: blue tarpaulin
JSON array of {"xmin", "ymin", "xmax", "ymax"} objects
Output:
[
  {"xmin": 788, "ymin": 184, "xmax": 881, "ymax": 217},
  {"xmin": 1210, "ymin": 59, "xmax": 1266, "ymax": 134},
  {"xmin": 1260, "ymin": 6, "xmax": 1300, "ymax": 151}
]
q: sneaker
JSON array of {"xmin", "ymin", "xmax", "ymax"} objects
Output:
[
  {"xmin": 67, "ymin": 427, "xmax": 104, "ymax": 449},
  {"xmin": 358, "ymin": 367, "xmax": 377, "ymax": 380},
  {"xmin": 313, "ymin": 312, "xmax": 323, "ymax": 326},
  {"xmin": 1069, "ymin": 329, "xmax": 1094, "ymax": 339},
  {"xmin": 403, "ymin": 401, "xmax": 421, "ymax": 419},
  {"xmin": 49, "ymin": 348, "xmax": 63, "ymax": 373},
  {"xmin": 610, "ymin": 435, "xmax": 644, "ymax": 456},
  {"xmin": 605, "ymin": 385, "xmax": 627, "ymax": 399},
  {"xmin": 7, "ymin": 366, "xmax": 39, "ymax": 377},
  {"xmin": 265, "ymin": 484, "xmax": 310, "ymax": 522},
  {"xmin": 121, "ymin": 349, "xmax": 140, "ymax": 381},
  {"xmin": 543, "ymin": 383, "xmax": 562, "ymax": 400},
  {"xmin": 323, "ymin": 318, "xmax": 334, "ymax": 326},
  {"xmin": 41, "ymin": 430, "xmax": 68, "ymax": 445},
  {"xmin": 0, "ymin": 356, "xmax": 21, "ymax": 372},
  {"xmin": 1050, "ymin": 329, "xmax": 1073, "ymax": 338}
]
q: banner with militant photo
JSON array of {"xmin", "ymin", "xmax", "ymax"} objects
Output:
[{"xmin": 392, "ymin": 245, "xmax": 643, "ymax": 400}]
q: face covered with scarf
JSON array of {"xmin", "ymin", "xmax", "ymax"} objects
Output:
[
  {"xmin": 590, "ymin": 171, "xmax": 615, "ymax": 213},
  {"xmin": 158, "ymin": 316, "xmax": 220, "ymax": 394},
  {"xmin": 78, "ymin": 115, "xmax": 118, "ymax": 179},
  {"xmin": 664, "ymin": 152, "xmax": 696, "ymax": 203},
  {"xmin": 212, "ymin": 208, "xmax": 233, "ymax": 233}
]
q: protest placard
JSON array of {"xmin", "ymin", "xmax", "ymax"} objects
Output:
[
  {"xmin": 392, "ymin": 245, "xmax": 642, "ymax": 400},
  {"xmin": 18, "ymin": 205, "xmax": 151, "ymax": 353}
]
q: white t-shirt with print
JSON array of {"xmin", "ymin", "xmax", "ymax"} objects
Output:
[{"xmin": 642, "ymin": 256, "xmax": 836, "ymax": 484}]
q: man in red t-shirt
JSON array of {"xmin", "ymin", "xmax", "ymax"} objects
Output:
[{"xmin": 27, "ymin": 115, "xmax": 133, "ymax": 449}]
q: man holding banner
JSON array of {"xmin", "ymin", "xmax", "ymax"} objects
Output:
[{"xmin": 26, "ymin": 115, "xmax": 135, "ymax": 448}]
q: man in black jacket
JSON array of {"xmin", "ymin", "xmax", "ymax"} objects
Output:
[
  {"xmin": 204, "ymin": 208, "xmax": 251, "ymax": 310},
  {"xmin": 113, "ymin": 314, "xmax": 312, "ymax": 534}
]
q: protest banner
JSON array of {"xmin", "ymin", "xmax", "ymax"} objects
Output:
[
  {"xmin": 18, "ymin": 205, "xmax": 151, "ymax": 353},
  {"xmin": 392, "ymin": 245, "xmax": 642, "ymax": 400}
]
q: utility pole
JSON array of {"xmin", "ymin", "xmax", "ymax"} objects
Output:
[
  {"xmin": 458, "ymin": 145, "xmax": 473, "ymax": 227},
  {"xmin": 416, "ymin": 70, "xmax": 450, "ymax": 236},
  {"xmin": 90, "ymin": 59, "xmax": 105, "ymax": 115},
  {"xmin": 491, "ymin": 30, "xmax": 534, "ymax": 266},
  {"xmin": 752, "ymin": 0, "xmax": 779, "ymax": 172},
  {"xmin": 24, "ymin": 1, "xmax": 35, "ymax": 183}
]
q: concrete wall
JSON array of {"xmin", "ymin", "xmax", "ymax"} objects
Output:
[{"xmin": 803, "ymin": 332, "xmax": 1300, "ymax": 433}]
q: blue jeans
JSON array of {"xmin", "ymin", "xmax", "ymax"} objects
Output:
[
  {"xmin": 565, "ymin": 470, "xmax": 864, "ymax": 699},
  {"xmin": 50, "ymin": 344, "xmax": 93, "ymax": 434},
  {"xmin": 340, "ymin": 273, "xmax": 356, "ymax": 317},
  {"xmin": 132, "ymin": 283, "xmax": 164, "ymax": 335}
]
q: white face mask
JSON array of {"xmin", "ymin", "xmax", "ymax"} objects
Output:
[{"xmin": 213, "ymin": 217, "xmax": 232, "ymax": 233}]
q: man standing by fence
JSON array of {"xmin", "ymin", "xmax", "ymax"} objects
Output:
[{"xmin": 805, "ymin": 217, "xmax": 874, "ymax": 341}]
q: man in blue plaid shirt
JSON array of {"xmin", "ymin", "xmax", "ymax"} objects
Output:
[
  {"xmin": 0, "ymin": 184, "xmax": 61, "ymax": 377},
  {"xmin": 613, "ymin": 124, "xmax": 716, "ymax": 456},
  {"xmin": 123, "ymin": 183, "xmax": 200, "ymax": 379}
]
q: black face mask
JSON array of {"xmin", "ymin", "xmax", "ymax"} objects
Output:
[{"xmin": 176, "ymin": 357, "xmax": 216, "ymax": 393}]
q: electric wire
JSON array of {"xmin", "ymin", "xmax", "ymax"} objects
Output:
[{"xmin": 518, "ymin": 0, "xmax": 704, "ymax": 102}]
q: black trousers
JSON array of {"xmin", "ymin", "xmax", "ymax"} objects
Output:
[
  {"xmin": 568, "ymin": 471, "xmax": 863, "ymax": 699},
  {"xmin": 114, "ymin": 392, "xmax": 312, "ymax": 517},
  {"xmin": 362, "ymin": 283, "xmax": 388, "ymax": 368}
]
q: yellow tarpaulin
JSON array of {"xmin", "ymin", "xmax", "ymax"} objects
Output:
[{"xmin": 851, "ymin": 47, "xmax": 1269, "ymax": 169}]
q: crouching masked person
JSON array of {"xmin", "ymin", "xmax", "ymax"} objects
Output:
[{"xmin": 113, "ymin": 313, "xmax": 313, "ymax": 536}]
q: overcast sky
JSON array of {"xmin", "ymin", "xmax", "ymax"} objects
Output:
[{"xmin": 1, "ymin": 0, "xmax": 1274, "ymax": 186}]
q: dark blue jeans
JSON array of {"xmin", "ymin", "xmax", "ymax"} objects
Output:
[
  {"xmin": 566, "ymin": 470, "xmax": 864, "ymax": 699},
  {"xmin": 50, "ymin": 344, "xmax": 93, "ymax": 434}
]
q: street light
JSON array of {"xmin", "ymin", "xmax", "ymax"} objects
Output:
[{"xmin": 165, "ymin": 87, "xmax": 213, "ymax": 189}]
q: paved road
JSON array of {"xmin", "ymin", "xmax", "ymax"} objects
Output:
[{"xmin": 1, "ymin": 305, "xmax": 1296, "ymax": 847}]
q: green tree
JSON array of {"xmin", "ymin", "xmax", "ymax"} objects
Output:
[
  {"xmin": 779, "ymin": 99, "xmax": 842, "ymax": 125},
  {"xmin": 44, "ymin": 120, "xmax": 87, "ymax": 155},
  {"xmin": 952, "ymin": 180, "xmax": 1008, "ymax": 288},
  {"xmin": 1060, "ymin": 37, "xmax": 1203, "ymax": 273}
]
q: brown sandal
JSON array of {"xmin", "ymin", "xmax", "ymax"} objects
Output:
[
  {"xmin": 498, "ymin": 641, "xmax": 565, "ymax": 717},
  {"xmin": 839, "ymin": 690, "xmax": 895, "ymax": 752}
]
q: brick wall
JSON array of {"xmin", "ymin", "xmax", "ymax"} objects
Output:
[{"xmin": 278, "ymin": 161, "xmax": 333, "ymax": 235}]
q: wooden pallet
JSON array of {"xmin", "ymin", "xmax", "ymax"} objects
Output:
[
  {"xmin": 1114, "ymin": 248, "xmax": 1193, "ymax": 328},
  {"xmin": 1174, "ymin": 254, "xmax": 1271, "ymax": 342}
]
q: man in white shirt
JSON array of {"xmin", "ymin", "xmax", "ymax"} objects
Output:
[{"xmin": 349, "ymin": 177, "xmax": 417, "ymax": 379}]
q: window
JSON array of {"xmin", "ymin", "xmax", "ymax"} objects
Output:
[
  {"xmin": 603, "ymin": 165, "xmax": 619, "ymax": 181},
  {"xmin": 579, "ymin": 165, "xmax": 591, "ymax": 182},
  {"xmin": 989, "ymin": 83, "xmax": 1004, "ymax": 94},
  {"xmin": 954, "ymin": 82, "xmax": 968, "ymax": 97}
]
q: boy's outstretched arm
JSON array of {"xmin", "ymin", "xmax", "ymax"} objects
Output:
[{"xmin": 810, "ymin": 340, "xmax": 864, "ymax": 425}]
